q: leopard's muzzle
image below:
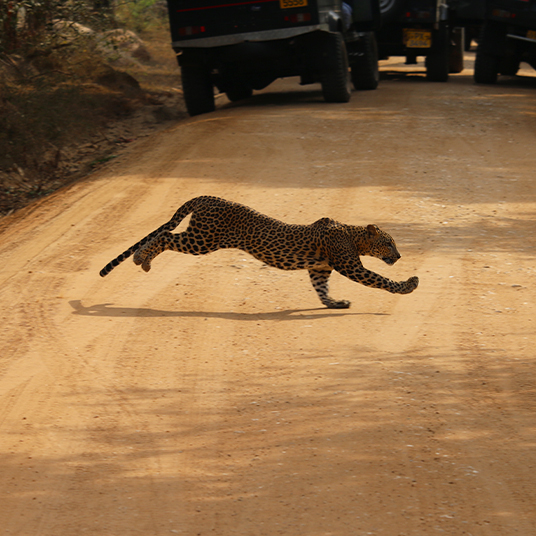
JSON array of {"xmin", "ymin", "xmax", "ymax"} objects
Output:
[{"xmin": 382, "ymin": 251, "xmax": 401, "ymax": 265}]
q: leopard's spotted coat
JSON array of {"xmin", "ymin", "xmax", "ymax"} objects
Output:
[{"xmin": 100, "ymin": 196, "xmax": 419, "ymax": 308}]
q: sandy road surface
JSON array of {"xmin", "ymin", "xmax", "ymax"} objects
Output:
[{"xmin": 2, "ymin": 54, "xmax": 536, "ymax": 536}]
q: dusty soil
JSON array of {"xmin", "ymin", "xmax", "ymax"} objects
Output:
[{"xmin": 1, "ymin": 52, "xmax": 536, "ymax": 536}]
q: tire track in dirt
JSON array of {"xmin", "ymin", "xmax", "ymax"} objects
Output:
[{"xmin": 2, "ymin": 69, "xmax": 536, "ymax": 535}]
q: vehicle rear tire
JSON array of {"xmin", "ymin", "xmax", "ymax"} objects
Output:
[
  {"xmin": 320, "ymin": 32, "xmax": 352, "ymax": 103},
  {"xmin": 426, "ymin": 26, "xmax": 449, "ymax": 82},
  {"xmin": 350, "ymin": 32, "xmax": 379, "ymax": 90},
  {"xmin": 499, "ymin": 41, "xmax": 521, "ymax": 76},
  {"xmin": 500, "ymin": 56, "xmax": 520, "ymax": 77},
  {"xmin": 449, "ymin": 27, "xmax": 464, "ymax": 74},
  {"xmin": 474, "ymin": 22, "xmax": 504, "ymax": 84},
  {"xmin": 181, "ymin": 65, "xmax": 215, "ymax": 116},
  {"xmin": 225, "ymin": 83, "xmax": 253, "ymax": 102},
  {"xmin": 474, "ymin": 53, "xmax": 499, "ymax": 84}
]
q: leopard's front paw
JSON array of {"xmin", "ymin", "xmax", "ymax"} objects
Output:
[
  {"xmin": 324, "ymin": 299, "xmax": 351, "ymax": 309},
  {"xmin": 401, "ymin": 276, "xmax": 419, "ymax": 294}
]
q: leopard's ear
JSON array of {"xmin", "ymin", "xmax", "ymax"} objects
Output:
[{"xmin": 366, "ymin": 224, "xmax": 379, "ymax": 238}]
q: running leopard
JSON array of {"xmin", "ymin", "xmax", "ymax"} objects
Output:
[{"xmin": 99, "ymin": 196, "xmax": 419, "ymax": 308}]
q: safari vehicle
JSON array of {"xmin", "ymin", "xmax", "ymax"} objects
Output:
[
  {"xmin": 165, "ymin": 0, "xmax": 380, "ymax": 115},
  {"xmin": 375, "ymin": 0, "xmax": 464, "ymax": 81},
  {"xmin": 474, "ymin": 0, "xmax": 536, "ymax": 83}
]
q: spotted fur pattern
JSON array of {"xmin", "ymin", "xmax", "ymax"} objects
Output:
[{"xmin": 100, "ymin": 196, "xmax": 419, "ymax": 308}]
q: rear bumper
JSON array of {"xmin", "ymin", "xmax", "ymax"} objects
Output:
[{"xmin": 172, "ymin": 24, "xmax": 329, "ymax": 48}]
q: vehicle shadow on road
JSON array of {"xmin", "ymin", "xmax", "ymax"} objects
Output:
[
  {"xmin": 68, "ymin": 300, "xmax": 387, "ymax": 320},
  {"xmin": 220, "ymin": 81, "xmax": 326, "ymax": 112}
]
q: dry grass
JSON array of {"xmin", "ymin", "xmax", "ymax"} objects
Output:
[{"xmin": 0, "ymin": 23, "xmax": 185, "ymax": 216}]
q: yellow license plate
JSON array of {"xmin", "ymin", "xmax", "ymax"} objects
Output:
[
  {"xmin": 404, "ymin": 29, "xmax": 432, "ymax": 48},
  {"xmin": 279, "ymin": 0, "xmax": 307, "ymax": 8},
  {"xmin": 527, "ymin": 30, "xmax": 536, "ymax": 41}
]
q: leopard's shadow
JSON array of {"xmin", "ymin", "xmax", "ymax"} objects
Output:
[{"xmin": 69, "ymin": 300, "xmax": 387, "ymax": 320}]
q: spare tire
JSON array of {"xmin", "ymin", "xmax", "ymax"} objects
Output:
[{"xmin": 379, "ymin": 0, "xmax": 404, "ymax": 23}]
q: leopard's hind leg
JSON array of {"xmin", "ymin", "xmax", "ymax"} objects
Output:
[
  {"xmin": 308, "ymin": 268, "xmax": 351, "ymax": 309},
  {"xmin": 133, "ymin": 230, "xmax": 217, "ymax": 272},
  {"xmin": 99, "ymin": 196, "xmax": 204, "ymax": 277}
]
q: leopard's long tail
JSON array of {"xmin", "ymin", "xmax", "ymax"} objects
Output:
[{"xmin": 99, "ymin": 196, "xmax": 209, "ymax": 277}]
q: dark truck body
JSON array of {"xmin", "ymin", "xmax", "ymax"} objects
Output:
[
  {"xmin": 375, "ymin": 0, "xmax": 485, "ymax": 81},
  {"xmin": 167, "ymin": 0, "xmax": 340, "ymax": 46},
  {"xmin": 449, "ymin": 0, "xmax": 485, "ymax": 43},
  {"xmin": 474, "ymin": 0, "xmax": 536, "ymax": 83},
  {"xmin": 165, "ymin": 0, "xmax": 380, "ymax": 115},
  {"xmin": 376, "ymin": 0, "xmax": 455, "ymax": 81}
]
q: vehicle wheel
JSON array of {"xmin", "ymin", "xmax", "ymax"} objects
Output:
[
  {"xmin": 499, "ymin": 41, "xmax": 521, "ymax": 76},
  {"xmin": 320, "ymin": 32, "xmax": 352, "ymax": 103},
  {"xmin": 181, "ymin": 65, "xmax": 215, "ymax": 116},
  {"xmin": 350, "ymin": 32, "xmax": 379, "ymax": 90},
  {"xmin": 500, "ymin": 56, "xmax": 520, "ymax": 76},
  {"xmin": 474, "ymin": 22, "xmax": 504, "ymax": 84},
  {"xmin": 225, "ymin": 83, "xmax": 253, "ymax": 102},
  {"xmin": 474, "ymin": 53, "xmax": 499, "ymax": 84},
  {"xmin": 449, "ymin": 27, "xmax": 464, "ymax": 74},
  {"xmin": 426, "ymin": 25, "xmax": 449, "ymax": 82}
]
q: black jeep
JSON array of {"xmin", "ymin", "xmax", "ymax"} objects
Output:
[
  {"xmin": 375, "ymin": 0, "xmax": 484, "ymax": 81},
  {"xmin": 165, "ymin": 0, "xmax": 380, "ymax": 115},
  {"xmin": 474, "ymin": 0, "xmax": 536, "ymax": 83}
]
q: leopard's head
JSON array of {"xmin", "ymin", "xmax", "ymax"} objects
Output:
[{"xmin": 363, "ymin": 224, "xmax": 401, "ymax": 265}]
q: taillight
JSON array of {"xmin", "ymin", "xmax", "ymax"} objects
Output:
[
  {"xmin": 491, "ymin": 8, "xmax": 515, "ymax": 19},
  {"xmin": 405, "ymin": 10, "xmax": 432, "ymax": 19},
  {"xmin": 284, "ymin": 12, "xmax": 311, "ymax": 23},
  {"xmin": 178, "ymin": 26, "xmax": 206, "ymax": 36}
]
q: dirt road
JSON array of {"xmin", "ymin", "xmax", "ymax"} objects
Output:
[{"xmin": 1, "ymin": 54, "xmax": 536, "ymax": 536}]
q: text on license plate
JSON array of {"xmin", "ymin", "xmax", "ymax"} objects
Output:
[
  {"xmin": 280, "ymin": 0, "xmax": 307, "ymax": 8},
  {"xmin": 404, "ymin": 29, "xmax": 432, "ymax": 48}
]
